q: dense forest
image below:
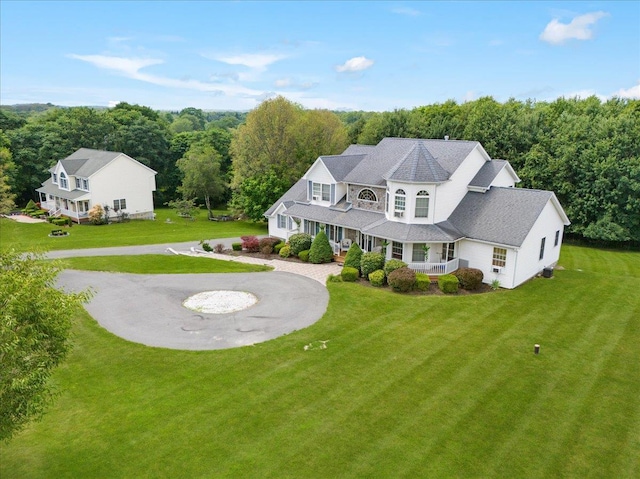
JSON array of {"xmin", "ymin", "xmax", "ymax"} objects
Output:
[{"xmin": 0, "ymin": 95, "xmax": 638, "ymax": 244}]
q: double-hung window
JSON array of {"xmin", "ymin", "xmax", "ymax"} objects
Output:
[
  {"xmin": 59, "ymin": 172, "xmax": 68, "ymax": 189},
  {"xmin": 113, "ymin": 198, "xmax": 127, "ymax": 211},
  {"xmin": 312, "ymin": 182, "xmax": 330, "ymax": 202},
  {"xmin": 277, "ymin": 214, "xmax": 287, "ymax": 229},
  {"xmin": 394, "ymin": 189, "xmax": 406, "ymax": 217},
  {"xmin": 415, "ymin": 190, "xmax": 429, "ymax": 218},
  {"xmin": 539, "ymin": 237, "xmax": 546, "ymax": 260}
]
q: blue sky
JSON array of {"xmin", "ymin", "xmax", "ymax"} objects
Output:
[{"xmin": 1, "ymin": 1, "xmax": 638, "ymax": 111}]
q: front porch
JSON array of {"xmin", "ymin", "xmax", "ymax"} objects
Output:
[{"xmin": 39, "ymin": 194, "xmax": 90, "ymax": 224}]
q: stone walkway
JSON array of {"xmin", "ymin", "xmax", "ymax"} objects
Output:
[{"xmin": 170, "ymin": 247, "xmax": 344, "ymax": 285}]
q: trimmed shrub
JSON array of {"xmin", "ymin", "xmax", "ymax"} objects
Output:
[
  {"xmin": 438, "ymin": 274, "xmax": 459, "ymax": 294},
  {"xmin": 388, "ymin": 267, "xmax": 416, "ymax": 292},
  {"xmin": 343, "ymin": 242, "xmax": 362, "ymax": 271},
  {"xmin": 415, "ymin": 272, "xmax": 431, "ymax": 291},
  {"xmin": 298, "ymin": 249, "xmax": 310, "ymax": 262},
  {"xmin": 369, "ymin": 269, "xmax": 385, "ymax": 287},
  {"xmin": 22, "ymin": 199, "xmax": 37, "ymax": 213},
  {"xmin": 288, "ymin": 233, "xmax": 312, "ymax": 256},
  {"xmin": 214, "ymin": 243, "xmax": 225, "ymax": 253},
  {"xmin": 360, "ymin": 252, "xmax": 385, "ymax": 278},
  {"xmin": 200, "ymin": 241, "xmax": 213, "ymax": 252},
  {"xmin": 453, "ymin": 267, "xmax": 484, "ymax": 290},
  {"xmin": 241, "ymin": 235, "xmax": 260, "ymax": 252},
  {"xmin": 274, "ymin": 242, "xmax": 285, "ymax": 254},
  {"xmin": 327, "ymin": 274, "xmax": 343, "ymax": 283},
  {"xmin": 259, "ymin": 237, "xmax": 281, "ymax": 250},
  {"xmin": 384, "ymin": 259, "xmax": 407, "ymax": 277},
  {"xmin": 231, "ymin": 242, "xmax": 242, "ymax": 251},
  {"xmin": 309, "ymin": 229, "xmax": 333, "ymax": 264},
  {"xmin": 261, "ymin": 245, "xmax": 273, "ymax": 255},
  {"xmin": 279, "ymin": 245, "xmax": 291, "ymax": 258},
  {"xmin": 341, "ymin": 266, "xmax": 359, "ymax": 282}
]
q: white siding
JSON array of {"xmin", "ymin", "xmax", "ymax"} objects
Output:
[
  {"xmin": 385, "ymin": 181, "xmax": 437, "ymax": 224},
  {"xmin": 433, "ymin": 147, "xmax": 487, "ymax": 223},
  {"xmin": 490, "ymin": 167, "xmax": 517, "ymax": 188},
  {"xmin": 512, "ymin": 200, "xmax": 566, "ymax": 287},
  {"xmin": 457, "ymin": 240, "xmax": 518, "ymax": 289},
  {"xmin": 90, "ymin": 155, "xmax": 156, "ymax": 217}
]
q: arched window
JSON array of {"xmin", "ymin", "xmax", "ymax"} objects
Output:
[
  {"xmin": 394, "ymin": 189, "xmax": 406, "ymax": 217},
  {"xmin": 415, "ymin": 190, "xmax": 429, "ymax": 218},
  {"xmin": 358, "ymin": 188, "xmax": 377, "ymax": 202},
  {"xmin": 59, "ymin": 171, "xmax": 68, "ymax": 189}
]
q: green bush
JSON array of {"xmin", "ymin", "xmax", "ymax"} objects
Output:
[
  {"xmin": 259, "ymin": 237, "xmax": 281, "ymax": 254},
  {"xmin": 369, "ymin": 269, "xmax": 385, "ymax": 287},
  {"xmin": 279, "ymin": 245, "xmax": 291, "ymax": 258},
  {"xmin": 22, "ymin": 199, "xmax": 37, "ymax": 213},
  {"xmin": 343, "ymin": 242, "xmax": 362, "ymax": 271},
  {"xmin": 438, "ymin": 274, "xmax": 459, "ymax": 294},
  {"xmin": 341, "ymin": 266, "xmax": 359, "ymax": 282},
  {"xmin": 384, "ymin": 259, "xmax": 408, "ymax": 277},
  {"xmin": 453, "ymin": 268, "xmax": 484, "ymax": 290},
  {"xmin": 232, "ymin": 242, "xmax": 242, "ymax": 251},
  {"xmin": 309, "ymin": 229, "xmax": 333, "ymax": 264},
  {"xmin": 415, "ymin": 273, "xmax": 431, "ymax": 291},
  {"xmin": 274, "ymin": 242, "xmax": 285, "ymax": 254},
  {"xmin": 288, "ymin": 233, "xmax": 312, "ymax": 256},
  {"xmin": 298, "ymin": 249, "xmax": 310, "ymax": 262},
  {"xmin": 387, "ymin": 267, "xmax": 416, "ymax": 292},
  {"xmin": 360, "ymin": 252, "xmax": 385, "ymax": 278},
  {"xmin": 200, "ymin": 241, "xmax": 213, "ymax": 252},
  {"xmin": 327, "ymin": 274, "xmax": 343, "ymax": 283},
  {"xmin": 51, "ymin": 218, "xmax": 68, "ymax": 226}
]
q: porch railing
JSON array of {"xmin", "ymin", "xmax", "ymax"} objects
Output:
[{"xmin": 408, "ymin": 258, "xmax": 459, "ymax": 275}]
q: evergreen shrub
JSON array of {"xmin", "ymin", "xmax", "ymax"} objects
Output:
[
  {"xmin": 415, "ymin": 273, "xmax": 431, "ymax": 291},
  {"xmin": 438, "ymin": 274, "xmax": 459, "ymax": 294},
  {"xmin": 279, "ymin": 245, "xmax": 291, "ymax": 258},
  {"xmin": 388, "ymin": 267, "xmax": 416, "ymax": 292},
  {"xmin": 232, "ymin": 242, "xmax": 242, "ymax": 251},
  {"xmin": 341, "ymin": 266, "xmax": 359, "ymax": 282},
  {"xmin": 369, "ymin": 269, "xmax": 385, "ymax": 287},
  {"xmin": 360, "ymin": 252, "xmax": 385, "ymax": 278},
  {"xmin": 453, "ymin": 268, "xmax": 484, "ymax": 290},
  {"xmin": 288, "ymin": 233, "xmax": 312, "ymax": 255},
  {"xmin": 384, "ymin": 259, "xmax": 407, "ymax": 277},
  {"xmin": 343, "ymin": 242, "xmax": 362, "ymax": 271},
  {"xmin": 274, "ymin": 242, "xmax": 285, "ymax": 254},
  {"xmin": 298, "ymin": 250, "xmax": 310, "ymax": 262},
  {"xmin": 309, "ymin": 230, "xmax": 333, "ymax": 264}
]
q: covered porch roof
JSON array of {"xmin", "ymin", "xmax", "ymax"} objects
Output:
[{"xmin": 36, "ymin": 179, "xmax": 90, "ymax": 201}]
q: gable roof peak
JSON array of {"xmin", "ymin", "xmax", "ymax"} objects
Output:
[{"xmin": 384, "ymin": 141, "xmax": 450, "ymax": 183}]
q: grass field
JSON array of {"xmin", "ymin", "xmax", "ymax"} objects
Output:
[
  {"xmin": 1, "ymin": 245, "xmax": 638, "ymax": 478},
  {"xmin": 0, "ymin": 208, "xmax": 267, "ymax": 252}
]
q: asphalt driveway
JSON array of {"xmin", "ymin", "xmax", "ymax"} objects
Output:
[{"xmin": 57, "ymin": 269, "xmax": 329, "ymax": 351}]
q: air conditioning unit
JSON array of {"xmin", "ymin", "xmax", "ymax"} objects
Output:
[
  {"xmin": 492, "ymin": 266, "xmax": 503, "ymax": 274},
  {"xmin": 394, "ymin": 211, "xmax": 404, "ymax": 218},
  {"xmin": 312, "ymin": 195, "xmax": 321, "ymax": 201}
]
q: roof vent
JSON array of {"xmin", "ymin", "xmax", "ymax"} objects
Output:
[{"xmin": 444, "ymin": 135, "xmax": 449, "ymax": 141}]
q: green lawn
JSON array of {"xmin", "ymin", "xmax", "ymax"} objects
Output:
[
  {"xmin": 1, "ymin": 245, "xmax": 639, "ymax": 477},
  {"xmin": 0, "ymin": 208, "xmax": 267, "ymax": 252}
]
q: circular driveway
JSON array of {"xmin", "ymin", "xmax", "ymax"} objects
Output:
[{"xmin": 56, "ymin": 270, "xmax": 329, "ymax": 350}]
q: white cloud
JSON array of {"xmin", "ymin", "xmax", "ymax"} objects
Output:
[
  {"xmin": 207, "ymin": 53, "xmax": 287, "ymax": 71},
  {"xmin": 275, "ymin": 78, "xmax": 292, "ymax": 88},
  {"xmin": 335, "ymin": 56, "xmax": 374, "ymax": 73},
  {"xmin": 562, "ymin": 89, "xmax": 607, "ymax": 101},
  {"xmin": 540, "ymin": 11, "xmax": 608, "ymax": 45},
  {"xmin": 68, "ymin": 54, "xmax": 164, "ymax": 76},
  {"xmin": 108, "ymin": 100, "xmax": 121, "ymax": 108},
  {"xmin": 613, "ymin": 81, "xmax": 640, "ymax": 99},
  {"xmin": 391, "ymin": 7, "xmax": 421, "ymax": 16}
]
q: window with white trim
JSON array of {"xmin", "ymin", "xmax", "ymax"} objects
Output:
[
  {"xmin": 113, "ymin": 198, "xmax": 127, "ymax": 211},
  {"xmin": 277, "ymin": 214, "xmax": 287, "ymax": 229},
  {"xmin": 492, "ymin": 247, "xmax": 507, "ymax": 268},
  {"xmin": 75, "ymin": 178, "xmax": 82, "ymax": 189},
  {"xmin": 52, "ymin": 173, "xmax": 58, "ymax": 184},
  {"xmin": 394, "ymin": 189, "xmax": 406, "ymax": 217},
  {"xmin": 412, "ymin": 243, "xmax": 427, "ymax": 262},
  {"xmin": 312, "ymin": 182, "xmax": 330, "ymax": 202},
  {"xmin": 415, "ymin": 190, "xmax": 429, "ymax": 218},
  {"xmin": 392, "ymin": 241, "xmax": 403, "ymax": 259},
  {"xmin": 358, "ymin": 188, "xmax": 377, "ymax": 202},
  {"xmin": 539, "ymin": 237, "xmax": 546, "ymax": 260},
  {"xmin": 554, "ymin": 230, "xmax": 560, "ymax": 247},
  {"xmin": 59, "ymin": 172, "xmax": 68, "ymax": 189}
]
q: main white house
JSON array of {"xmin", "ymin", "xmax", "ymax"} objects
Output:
[
  {"xmin": 37, "ymin": 148, "xmax": 157, "ymax": 223},
  {"xmin": 265, "ymin": 138, "xmax": 570, "ymax": 289}
]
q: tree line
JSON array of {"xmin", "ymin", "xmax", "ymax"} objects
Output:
[{"xmin": 1, "ymin": 95, "xmax": 638, "ymax": 243}]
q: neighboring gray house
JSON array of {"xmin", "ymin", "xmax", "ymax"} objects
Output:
[
  {"xmin": 265, "ymin": 137, "xmax": 570, "ymax": 289},
  {"xmin": 37, "ymin": 148, "xmax": 157, "ymax": 223}
]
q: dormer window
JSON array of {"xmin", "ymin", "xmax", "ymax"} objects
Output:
[
  {"xmin": 52, "ymin": 173, "xmax": 58, "ymax": 184},
  {"xmin": 75, "ymin": 178, "xmax": 82, "ymax": 189},
  {"xmin": 59, "ymin": 172, "xmax": 68, "ymax": 189},
  {"xmin": 312, "ymin": 182, "xmax": 330, "ymax": 202},
  {"xmin": 358, "ymin": 188, "xmax": 377, "ymax": 202},
  {"xmin": 415, "ymin": 190, "xmax": 429, "ymax": 218},
  {"xmin": 394, "ymin": 189, "xmax": 406, "ymax": 217}
]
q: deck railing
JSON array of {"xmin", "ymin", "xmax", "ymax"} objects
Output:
[{"xmin": 408, "ymin": 258, "xmax": 459, "ymax": 275}]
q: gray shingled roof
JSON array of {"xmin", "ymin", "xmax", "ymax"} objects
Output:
[
  {"xmin": 384, "ymin": 142, "xmax": 450, "ymax": 183},
  {"xmin": 284, "ymin": 203, "xmax": 384, "ymax": 231},
  {"xmin": 342, "ymin": 144, "xmax": 376, "ymax": 155},
  {"xmin": 60, "ymin": 148, "xmax": 123, "ymax": 177},
  {"xmin": 448, "ymin": 187, "xmax": 554, "ymax": 247},
  {"xmin": 344, "ymin": 138, "xmax": 479, "ymax": 186},
  {"xmin": 320, "ymin": 154, "xmax": 364, "ymax": 181},
  {"xmin": 263, "ymin": 178, "xmax": 307, "ymax": 216},
  {"xmin": 362, "ymin": 219, "xmax": 464, "ymax": 242},
  {"xmin": 469, "ymin": 159, "xmax": 507, "ymax": 189},
  {"xmin": 36, "ymin": 179, "xmax": 91, "ymax": 200}
]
